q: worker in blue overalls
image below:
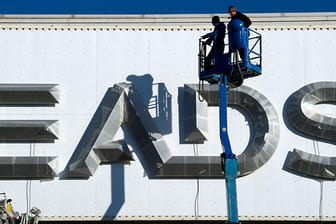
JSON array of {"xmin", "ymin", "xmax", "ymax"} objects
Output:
[
  {"xmin": 228, "ymin": 6, "xmax": 252, "ymax": 67},
  {"xmin": 201, "ymin": 16, "xmax": 226, "ymax": 71}
]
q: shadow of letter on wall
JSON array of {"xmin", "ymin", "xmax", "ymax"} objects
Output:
[
  {"xmin": 127, "ymin": 74, "xmax": 172, "ymax": 135},
  {"xmin": 104, "ymin": 164, "xmax": 125, "ymax": 219}
]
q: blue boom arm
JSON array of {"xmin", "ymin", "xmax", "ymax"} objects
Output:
[
  {"xmin": 198, "ymin": 19, "xmax": 262, "ymax": 224},
  {"xmin": 219, "ymin": 75, "xmax": 239, "ymax": 223}
]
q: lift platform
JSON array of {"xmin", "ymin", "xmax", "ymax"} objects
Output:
[
  {"xmin": 199, "ymin": 19, "xmax": 262, "ymax": 87},
  {"xmin": 198, "ymin": 19, "xmax": 262, "ymax": 224}
]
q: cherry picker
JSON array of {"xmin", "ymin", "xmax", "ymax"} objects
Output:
[{"xmin": 198, "ymin": 18, "xmax": 262, "ymax": 223}]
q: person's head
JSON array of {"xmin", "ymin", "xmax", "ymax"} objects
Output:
[
  {"xmin": 228, "ymin": 6, "xmax": 237, "ymax": 17},
  {"xmin": 211, "ymin": 16, "xmax": 220, "ymax": 26}
]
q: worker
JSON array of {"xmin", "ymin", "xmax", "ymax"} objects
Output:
[
  {"xmin": 201, "ymin": 16, "xmax": 226, "ymax": 71},
  {"xmin": 5, "ymin": 199, "xmax": 17, "ymax": 223},
  {"xmin": 228, "ymin": 6, "xmax": 252, "ymax": 66}
]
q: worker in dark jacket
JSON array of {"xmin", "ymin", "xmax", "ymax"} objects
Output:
[
  {"xmin": 228, "ymin": 6, "xmax": 251, "ymax": 66},
  {"xmin": 228, "ymin": 6, "xmax": 251, "ymax": 28},
  {"xmin": 201, "ymin": 16, "xmax": 226, "ymax": 70}
]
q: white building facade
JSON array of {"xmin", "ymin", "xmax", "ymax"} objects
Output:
[{"xmin": 0, "ymin": 13, "xmax": 335, "ymax": 222}]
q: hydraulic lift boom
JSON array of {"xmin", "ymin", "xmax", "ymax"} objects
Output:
[{"xmin": 198, "ymin": 18, "xmax": 262, "ymax": 223}]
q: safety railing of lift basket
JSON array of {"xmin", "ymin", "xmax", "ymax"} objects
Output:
[
  {"xmin": 198, "ymin": 38, "xmax": 207, "ymax": 101},
  {"xmin": 200, "ymin": 29, "xmax": 261, "ymax": 75},
  {"xmin": 198, "ymin": 38, "xmax": 207, "ymax": 77},
  {"xmin": 223, "ymin": 28, "xmax": 262, "ymax": 68},
  {"xmin": 247, "ymin": 28, "xmax": 262, "ymax": 68}
]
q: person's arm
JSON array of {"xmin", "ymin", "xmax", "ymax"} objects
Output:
[
  {"xmin": 201, "ymin": 30, "xmax": 216, "ymax": 39},
  {"xmin": 240, "ymin": 12, "xmax": 252, "ymax": 28}
]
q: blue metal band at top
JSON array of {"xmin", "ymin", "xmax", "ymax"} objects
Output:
[{"xmin": 0, "ymin": 0, "xmax": 335, "ymax": 14}]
